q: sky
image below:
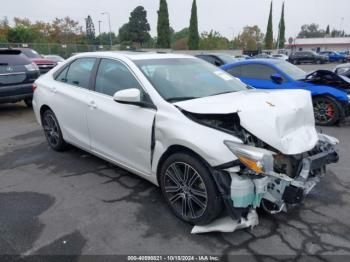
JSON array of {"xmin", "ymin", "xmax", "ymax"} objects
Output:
[{"xmin": 1, "ymin": 0, "xmax": 349, "ymax": 39}]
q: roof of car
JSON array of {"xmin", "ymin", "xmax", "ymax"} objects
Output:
[
  {"xmin": 220, "ymin": 58, "xmax": 282, "ymax": 69},
  {"xmin": 72, "ymin": 51, "xmax": 193, "ymax": 61}
]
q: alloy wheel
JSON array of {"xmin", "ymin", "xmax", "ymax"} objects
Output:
[
  {"xmin": 164, "ymin": 162, "xmax": 208, "ymax": 220},
  {"xmin": 43, "ymin": 113, "xmax": 60, "ymax": 147},
  {"xmin": 313, "ymin": 98, "xmax": 335, "ymax": 125}
]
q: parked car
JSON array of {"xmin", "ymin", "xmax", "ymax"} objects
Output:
[
  {"xmin": 15, "ymin": 48, "xmax": 57, "ymax": 74},
  {"xmin": 221, "ymin": 59, "xmax": 350, "ymax": 126},
  {"xmin": 43, "ymin": 55, "xmax": 65, "ymax": 64},
  {"xmin": 272, "ymin": 54, "xmax": 289, "ymax": 61},
  {"xmin": 234, "ymin": 55, "xmax": 250, "ymax": 61},
  {"xmin": 196, "ymin": 53, "xmax": 237, "ymax": 67},
  {"xmin": 33, "ymin": 52, "xmax": 338, "ymax": 228},
  {"xmin": 251, "ymin": 53, "xmax": 273, "ymax": 59},
  {"xmin": 339, "ymin": 51, "xmax": 350, "ymax": 62},
  {"xmin": 0, "ymin": 49, "xmax": 40, "ymax": 107},
  {"xmin": 289, "ymin": 51, "xmax": 328, "ymax": 64},
  {"xmin": 319, "ymin": 51, "xmax": 347, "ymax": 63},
  {"xmin": 334, "ymin": 63, "xmax": 350, "ymax": 78}
]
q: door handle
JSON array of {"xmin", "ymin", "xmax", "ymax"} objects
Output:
[{"xmin": 89, "ymin": 100, "xmax": 97, "ymax": 109}]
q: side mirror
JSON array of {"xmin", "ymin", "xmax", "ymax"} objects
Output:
[
  {"xmin": 271, "ymin": 74, "xmax": 284, "ymax": 84},
  {"xmin": 113, "ymin": 88, "xmax": 141, "ymax": 104},
  {"xmin": 113, "ymin": 88, "xmax": 156, "ymax": 109}
]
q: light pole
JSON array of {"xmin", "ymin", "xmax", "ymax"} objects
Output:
[
  {"xmin": 98, "ymin": 20, "xmax": 102, "ymax": 46},
  {"xmin": 102, "ymin": 12, "xmax": 112, "ymax": 48}
]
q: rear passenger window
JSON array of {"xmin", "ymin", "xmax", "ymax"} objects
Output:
[
  {"xmin": 227, "ymin": 66, "xmax": 241, "ymax": 77},
  {"xmin": 240, "ymin": 64, "xmax": 277, "ymax": 80},
  {"xmin": 56, "ymin": 67, "xmax": 69, "ymax": 82},
  {"xmin": 95, "ymin": 59, "xmax": 143, "ymax": 96},
  {"xmin": 58, "ymin": 58, "xmax": 96, "ymax": 89}
]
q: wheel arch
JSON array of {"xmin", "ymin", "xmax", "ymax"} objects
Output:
[{"xmin": 156, "ymin": 145, "xmax": 212, "ymax": 186}]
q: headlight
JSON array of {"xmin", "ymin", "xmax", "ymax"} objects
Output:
[
  {"xmin": 25, "ymin": 63, "xmax": 39, "ymax": 72},
  {"xmin": 224, "ymin": 141, "xmax": 275, "ymax": 174}
]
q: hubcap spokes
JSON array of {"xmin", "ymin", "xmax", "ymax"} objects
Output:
[
  {"xmin": 164, "ymin": 162, "xmax": 208, "ymax": 219},
  {"xmin": 314, "ymin": 100, "xmax": 334, "ymax": 124},
  {"xmin": 43, "ymin": 114, "xmax": 59, "ymax": 146}
]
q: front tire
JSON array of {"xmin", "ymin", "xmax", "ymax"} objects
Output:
[
  {"xmin": 42, "ymin": 109, "xmax": 68, "ymax": 151},
  {"xmin": 313, "ymin": 96, "xmax": 341, "ymax": 126},
  {"xmin": 159, "ymin": 152, "xmax": 223, "ymax": 225}
]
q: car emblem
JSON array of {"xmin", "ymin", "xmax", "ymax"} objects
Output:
[
  {"xmin": 6, "ymin": 66, "xmax": 13, "ymax": 72},
  {"xmin": 266, "ymin": 101, "xmax": 275, "ymax": 107}
]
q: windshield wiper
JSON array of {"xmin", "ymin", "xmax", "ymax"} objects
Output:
[
  {"xmin": 166, "ymin": 97, "xmax": 198, "ymax": 103},
  {"xmin": 210, "ymin": 90, "xmax": 236, "ymax": 96}
]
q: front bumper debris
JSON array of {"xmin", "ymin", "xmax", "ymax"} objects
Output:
[{"xmin": 191, "ymin": 209, "xmax": 258, "ymax": 234}]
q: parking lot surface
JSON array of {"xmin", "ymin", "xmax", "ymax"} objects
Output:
[{"xmin": 1, "ymin": 63, "xmax": 350, "ymax": 260}]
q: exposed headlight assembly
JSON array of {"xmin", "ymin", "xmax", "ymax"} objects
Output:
[
  {"xmin": 224, "ymin": 141, "xmax": 275, "ymax": 174},
  {"xmin": 25, "ymin": 62, "xmax": 39, "ymax": 72}
]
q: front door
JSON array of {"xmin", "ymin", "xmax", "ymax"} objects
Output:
[{"xmin": 86, "ymin": 58, "xmax": 156, "ymax": 175}]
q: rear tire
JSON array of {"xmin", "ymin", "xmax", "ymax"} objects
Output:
[
  {"xmin": 159, "ymin": 152, "xmax": 223, "ymax": 225},
  {"xmin": 313, "ymin": 96, "xmax": 341, "ymax": 126},
  {"xmin": 41, "ymin": 109, "xmax": 68, "ymax": 151}
]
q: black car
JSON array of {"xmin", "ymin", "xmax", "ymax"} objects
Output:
[
  {"xmin": 196, "ymin": 53, "xmax": 237, "ymax": 67},
  {"xmin": 0, "ymin": 49, "xmax": 40, "ymax": 107},
  {"xmin": 289, "ymin": 51, "xmax": 328, "ymax": 65}
]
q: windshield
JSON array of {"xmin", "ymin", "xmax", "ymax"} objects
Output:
[
  {"xmin": 277, "ymin": 61, "xmax": 307, "ymax": 80},
  {"xmin": 215, "ymin": 54, "xmax": 236, "ymax": 64},
  {"xmin": 135, "ymin": 58, "xmax": 248, "ymax": 102},
  {"xmin": 20, "ymin": 49, "xmax": 42, "ymax": 59}
]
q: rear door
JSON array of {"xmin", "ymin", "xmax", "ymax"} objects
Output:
[{"xmin": 49, "ymin": 57, "xmax": 97, "ymax": 149}]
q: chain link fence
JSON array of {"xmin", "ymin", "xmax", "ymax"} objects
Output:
[{"xmin": 0, "ymin": 43, "xmax": 114, "ymax": 58}]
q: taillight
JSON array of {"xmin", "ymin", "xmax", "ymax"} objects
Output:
[{"xmin": 32, "ymin": 83, "xmax": 37, "ymax": 92}]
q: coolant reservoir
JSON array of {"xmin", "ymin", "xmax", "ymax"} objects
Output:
[
  {"xmin": 230, "ymin": 173, "xmax": 255, "ymax": 208},
  {"xmin": 252, "ymin": 176, "xmax": 270, "ymax": 207}
]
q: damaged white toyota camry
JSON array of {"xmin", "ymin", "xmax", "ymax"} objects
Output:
[{"xmin": 33, "ymin": 52, "xmax": 339, "ymax": 232}]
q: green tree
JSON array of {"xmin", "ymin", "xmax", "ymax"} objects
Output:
[
  {"xmin": 277, "ymin": 2, "xmax": 285, "ymax": 49},
  {"xmin": 128, "ymin": 6, "xmax": 151, "ymax": 46},
  {"xmin": 157, "ymin": 0, "xmax": 171, "ymax": 48},
  {"xmin": 188, "ymin": 0, "xmax": 199, "ymax": 50},
  {"xmin": 85, "ymin": 15, "xmax": 96, "ymax": 43},
  {"xmin": 326, "ymin": 25, "xmax": 330, "ymax": 35},
  {"xmin": 234, "ymin": 25, "xmax": 264, "ymax": 50},
  {"xmin": 199, "ymin": 30, "xmax": 230, "ymax": 50},
  {"xmin": 298, "ymin": 24, "xmax": 325, "ymax": 38},
  {"xmin": 265, "ymin": 1, "xmax": 273, "ymax": 49}
]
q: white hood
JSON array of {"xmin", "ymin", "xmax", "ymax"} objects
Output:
[{"xmin": 175, "ymin": 89, "xmax": 318, "ymax": 155}]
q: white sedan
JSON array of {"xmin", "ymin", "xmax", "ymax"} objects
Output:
[{"xmin": 33, "ymin": 52, "xmax": 338, "ymax": 227}]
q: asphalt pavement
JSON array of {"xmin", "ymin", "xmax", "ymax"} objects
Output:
[{"xmin": 0, "ymin": 63, "xmax": 350, "ymax": 261}]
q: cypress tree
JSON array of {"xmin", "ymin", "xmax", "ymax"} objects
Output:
[
  {"xmin": 85, "ymin": 15, "xmax": 96, "ymax": 43},
  {"xmin": 157, "ymin": 0, "xmax": 171, "ymax": 48},
  {"xmin": 277, "ymin": 2, "xmax": 285, "ymax": 49},
  {"xmin": 326, "ymin": 25, "xmax": 330, "ymax": 35},
  {"xmin": 265, "ymin": 1, "xmax": 274, "ymax": 49},
  {"xmin": 188, "ymin": 0, "xmax": 199, "ymax": 50}
]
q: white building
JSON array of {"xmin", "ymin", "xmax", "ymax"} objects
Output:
[{"xmin": 286, "ymin": 37, "xmax": 350, "ymax": 53}]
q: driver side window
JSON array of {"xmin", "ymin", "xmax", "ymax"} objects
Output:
[
  {"xmin": 94, "ymin": 59, "xmax": 143, "ymax": 97},
  {"xmin": 240, "ymin": 64, "xmax": 278, "ymax": 80}
]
